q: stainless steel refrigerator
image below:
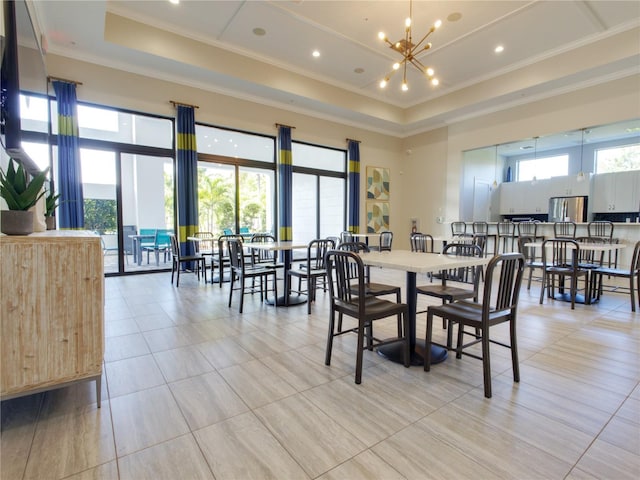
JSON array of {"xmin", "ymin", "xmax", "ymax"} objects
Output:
[{"xmin": 548, "ymin": 196, "xmax": 588, "ymax": 223}]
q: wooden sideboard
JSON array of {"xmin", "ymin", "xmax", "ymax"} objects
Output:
[{"xmin": 0, "ymin": 231, "xmax": 104, "ymax": 405}]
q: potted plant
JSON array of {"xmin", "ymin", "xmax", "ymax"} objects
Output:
[
  {"xmin": 0, "ymin": 158, "xmax": 48, "ymax": 235},
  {"xmin": 45, "ymin": 190, "xmax": 61, "ymax": 230}
]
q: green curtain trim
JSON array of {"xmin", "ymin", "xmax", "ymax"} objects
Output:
[
  {"xmin": 279, "ymin": 226, "xmax": 292, "ymax": 241},
  {"xmin": 177, "ymin": 132, "xmax": 197, "ymax": 152},
  {"xmin": 179, "ymin": 224, "xmax": 198, "ymax": 243},
  {"xmin": 57, "ymin": 115, "xmax": 78, "ymax": 136},
  {"xmin": 348, "ymin": 160, "xmax": 360, "ymax": 173},
  {"xmin": 279, "ymin": 149, "xmax": 292, "ymax": 165}
]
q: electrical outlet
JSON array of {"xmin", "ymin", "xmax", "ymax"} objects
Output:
[{"xmin": 436, "ymin": 216, "xmax": 444, "ymax": 224}]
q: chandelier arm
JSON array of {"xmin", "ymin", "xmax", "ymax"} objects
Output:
[
  {"xmin": 409, "ymin": 57, "xmax": 427, "ymax": 73},
  {"xmin": 411, "ymin": 28, "xmax": 435, "ymax": 53}
]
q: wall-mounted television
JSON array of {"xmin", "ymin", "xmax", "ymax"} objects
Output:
[{"xmin": 1, "ymin": 0, "xmax": 47, "ymax": 175}]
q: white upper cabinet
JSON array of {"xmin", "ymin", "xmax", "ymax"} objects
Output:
[{"xmin": 591, "ymin": 171, "xmax": 640, "ymax": 213}]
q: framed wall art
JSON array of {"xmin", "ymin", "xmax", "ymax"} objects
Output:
[
  {"xmin": 366, "ymin": 201, "xmax": 389, "ymax": 233},
  {"xmin": 366, "ymin": 167, "xmax": 390, "ymax": 200}
]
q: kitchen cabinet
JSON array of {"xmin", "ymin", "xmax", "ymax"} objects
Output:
[
  {"xmin": 591, "ymin": 171, "xmax": 640, "ymax": 213},
  {"xmin": 499, "ymin": 180, "xmax": 550, "ymax": 215},
  {"xmin": 0, "ymin": 231, "xmax": 104, "ymax": 404},
  {"xmin": 547, "ymin": 175, "xmax": 590, "ymax": 197}
]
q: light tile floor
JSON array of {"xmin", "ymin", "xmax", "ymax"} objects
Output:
[{"xmin": 1, "ymin": 269, "xmax": 638, "ymax": 479}]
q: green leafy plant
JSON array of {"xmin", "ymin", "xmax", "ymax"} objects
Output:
[
  {"xmin": 45, "ymin": 190, "xmax": 62, "ymax": 217},
  {"xmin": 0, "ymin": 158, "xmax": 48, "ymax": 211}
]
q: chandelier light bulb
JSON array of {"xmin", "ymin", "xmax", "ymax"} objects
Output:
[
  {"xmin": 426, "ymin": 67, "xmax": 434, "ymax": 76},
  {"xmin": 378, "ymin": 31, "xmax": 386, "ymax": 40},
  {"xmin": 393, "ymin": 62, "xmax": 400, "ymax": 70},
  {"xmin": 405, "ymin": 17, "xmax": 411, "ymax": 28},
  {"xmin": 434, "ymin": 19, "xmax": 442, "ymax": 29},
  {"xmin": 380, "ymin": 79, "xmax": 388, "ymax": 88},
  {"xmin": 431, "ymin": 78, "xmax": 439, "ymax": 86},
  {"xmin": 401, "ymin": 82, "xmax": 408, "ymax": 91}
]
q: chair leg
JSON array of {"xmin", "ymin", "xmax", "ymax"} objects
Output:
[
  {"xmin": 539, "ymin": 271, "xmax": 546, "ymax": 305},
  {"xmin": 228, "ymin": 272, "xmax": 235, "ymax": 308},
  {"xmin": 239, "ymin": 277, "xmax": 245, "ymax": 313},
  {"xmin": 481, "ymin": 330, "xmax": 492, "ymax": 398},
  {"xmin": 424, "ymin": 310, "xmax": 434, "ymax": 372},
  {"xmin": 510, "ymin": 319, "xmax": 520, "ymax": 383},
  {"xmin": 171, "ymin": 259, "xmax": 176, "ymax": 285},
  {"xmin": 402, "ymin": 311, "xmax": 410, "ymax": 368},
  {"xmin": 325, "ymin": 310, "xmax": 336, "ymax": 366},
  {"xmin": 527, "ymin": 267, "xmax": 533, "ymax": 290},
  {"xmin": 355, "ymin": 318, "xmax": 366, "ymax": 384},
  {"xmin": 630, "ymin": 274, "xmax": 636, "ymax": 313}
]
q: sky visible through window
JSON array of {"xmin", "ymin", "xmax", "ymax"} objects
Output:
[{"xmin": 518, "ymin": 155, "xmax": 568, "ymax": 181}]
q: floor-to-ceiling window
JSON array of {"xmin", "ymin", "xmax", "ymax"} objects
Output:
[
  {"xmin": 291, "ymin": 141, "xmax": 346, "ymax": 244},
  {"xmin": 195, "ymin": 125, "xmax": 275, "ymax": 237}
]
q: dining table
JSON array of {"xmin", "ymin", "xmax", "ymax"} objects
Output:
[
  {"xmin": 248, "ymin": 241, "xmax": 309, "ymax": 306},
  {"xmin": 359, "ymin": 250, "xmax": 491, "ymax": 366},
  {"xmin": 351, "ymin": 232, "xmax": 381, "ymax": 247}
]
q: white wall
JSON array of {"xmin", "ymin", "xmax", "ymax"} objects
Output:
[{"xmin": 43, "ymin": 54, "xmax": 639, "ymax": 250}]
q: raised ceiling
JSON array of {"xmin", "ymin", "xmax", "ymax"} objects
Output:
[{"xmin": 31, "ymin": 0, "xmax": 640, "ymax": 136}]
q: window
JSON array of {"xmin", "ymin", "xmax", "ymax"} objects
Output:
[
  {"xmin": 291, "ymin": 142, "xmax": 346, "ymax": 244},
  {"xmin": 595, "ymin": 144, "xmax": 640, "ymax": 173},
  {"xmin": 518, "ymin": 155, "xmax": 568, "ymax": 181}
]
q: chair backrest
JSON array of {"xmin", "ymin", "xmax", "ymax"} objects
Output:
[
  {"xmin": 441, "ymin": 242, "xmax": 483, "ymax": 287},
  {"xmin": 307, "ymin": 238, "xmax": 336, "ymax": 270},
  {"xmin": 250, "ymin": 233, "xmax": 277, "ymax": 264},
  {"xmin": 169, "ymin": 233, "xmax": 180, "ymax": 258},
  {"xmin": 379, "ymin": 231, "xmax": 393, "ymax": 251},
  {"xmin": 588, "ymin": 221, "xmax": 614, "ymax": 241},
  {"xmin": 337, "ymin": 241, "xmax": 370, "ymax": 281},
  {"xmin": 541, "ymin": 238, "xmax": 580, "ymax": 269},
  {"xmin": 223, "ymin": 228, "xmax": 233, "ymax": 235},
  {"xmin": 139, "ymin": 228, "xmax": 157, "ymax": 246},
  {"xmin": 325, "ymin": 249, "xmax": 367, "ymax": 305},
  {"xmin": 472, "ymin": 221, "xmax": 488, "ymax": 234},
  {"xmin": 554, "ymin": 221, "xmax": 576, "ymax": 239},
  {"xmin": 480, "ymin": 252, "xmax": 525, "ymax": 317},
  {"xmin": 326, "ymin": 235, "xmax": 340, "ymax": 246},
  {"xmin": 576, "ymin": 236, "xmax": 606, "ymax": 265},
  {"xmin": 410, "ymin": 233, "xmax": 434, "ymax": 253},
  {"xmin": 227, "ymin": 238, "xmax": 246, "ymax": 272},
  {"xmin": 239, "ymin": 226, "xmax": 250, "ymax": 234},
  {"xmin": 155, "ymin": 229, "xmax": 172, "ymax": 248},
  {"xmin": 340, "ymin": 231, "xmax": 354, "ymax": 244},
  {"xmin": 122, "ymin": 225, "xmax": 137, "ymax": 253},
  {"xmin": 218, "ymin": 234, "xmax": 244, "ymax": 259},
  {"xmin": 193, "ymin": 231, "xmax": 215, "ymax": 254},
  {"xmin": 498, "ymin": 221, "xmax": 514, "ymax": 236},
  {"xmin": 630, "ymin": 240, "xmax": 640, "ymax": 274},
  {"xmin": 517, "ymin": 221, "xmax": 537, "ymax": 237},
  {"xmin": 451, "ymin": 221, "xmax": 467, "ymax": 236},
  {"xmin": 517, "ymin": 236, "xmax": 537, "ymax": 263}
]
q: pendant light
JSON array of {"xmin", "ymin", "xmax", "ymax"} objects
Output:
[
  {"xmin": 492, "ymin": 144, "xmax": 498, "ymax": 189},
  {"xmin": 576, "ymin": 128, "xmax": 586, "ymax": 182}
]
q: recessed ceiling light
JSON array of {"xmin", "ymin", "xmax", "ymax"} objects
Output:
[
  {"xmin": 253, "ymin": 27, "xmax": 266, "ymax": 36},
  {"xmin": 169, "ymin": 0, "xmax": 180, "ymax": 5},
  {"xmin": 354, "ymin": 67, "xmax": 364, "ymax": 74},
  {"xmin": 312, "ymin": 50, "xmax": 320, "ymax": 58},
  {"xmin": 448, "ymin": 12, "xmax": 462, "ymax": 22},
  {"xmin": 494, "ymin": 45, "xmax": 504, "ymax": 54}
]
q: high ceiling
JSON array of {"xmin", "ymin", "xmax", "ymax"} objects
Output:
[{"xmin": 30, "ymin": 0, "xmax": 640, "ymax": 136}]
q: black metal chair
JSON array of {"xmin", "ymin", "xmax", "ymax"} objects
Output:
[
  {"xmin": 379, "ymin": 231, "xmax": 393, "ymax": 252},
  {"xmin": 169, "ymin": 233, "xmax": 207, "ymax": 287},
  {"xmin": 227, "ymin": 238, "xmax": 278, "ymax": 313},
  {"xmin": 539, "ymin": 238, "xmax": 588, "ymax": 309},
  {"xmin": 517, "ymin": 235, "xmax": 543, "ymax": 290},
  {"xmin": 451, "ymin": 221, "xmax": 468, "ymax": 238},
  {"xmin": 410, "ymin": 233, "xmax": 434, "ymax": 253},
  {"xmin": 497, "ymin": 220, "xmax": 516, "ymax": 253},
  {"xmin": 424, "ymin": 252, "xmax": 525, "ymax": 398},
  {"xmin": 591, "ymin": 240, "xmax": 640, "ymax": 312},
  {"xmin": 214, "ymin": 234, "xmax": 244, "ymax": 287},
  {"xmin": 554, "ymin": 221, "xmax": 577, "ymax": 239},
  {"xmin": 417, "ymin": 242, "xmax": 483, "ymax": 347},
  {"xmin": 588, "ymin": 220, "xmax": 617, "ymax": 268},
  {"xmin": 249, "ymin": 233, "xmax": 282, "ymax": 269},
  {"xmin": 325, "ymin": 249, "xmax": 409, "ymax": 384},
  {"xmin": 287, "ymin": 238, "xmax": 335, "ymax": 314}
]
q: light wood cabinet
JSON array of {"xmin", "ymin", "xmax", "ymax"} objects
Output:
[{"xmin": 0, "ymin": 231, "xmax": 104, "ymax": 404}]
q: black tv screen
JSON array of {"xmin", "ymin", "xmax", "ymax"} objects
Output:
[{"xmin": 1, "ymin": 0, "xmax": 47, "ymax": 175}]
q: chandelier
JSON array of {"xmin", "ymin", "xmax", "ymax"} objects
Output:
[{"xmin": 377, "ymin": 0, "xmax": 442, "ymax": 91}]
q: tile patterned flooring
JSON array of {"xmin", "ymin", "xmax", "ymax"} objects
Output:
[{"xmin": 1, "ymin": 268, "xmax": 638, "ymax": 479}]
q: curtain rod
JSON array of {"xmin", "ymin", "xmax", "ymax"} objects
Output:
[
  {"xmin": 275, "ymin": 123, "xmax": 296, "ymax": 129},
  {"xmin": 47, "ymin": 76, "xmax": 82, "ymax": 85},
  {"xmin": 170, "ymin": 101, "xmax": 199, "ymax": 109},
  {"xmin": 346, "ymin": 138, "xmax": 361, "ymax": 143}
]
